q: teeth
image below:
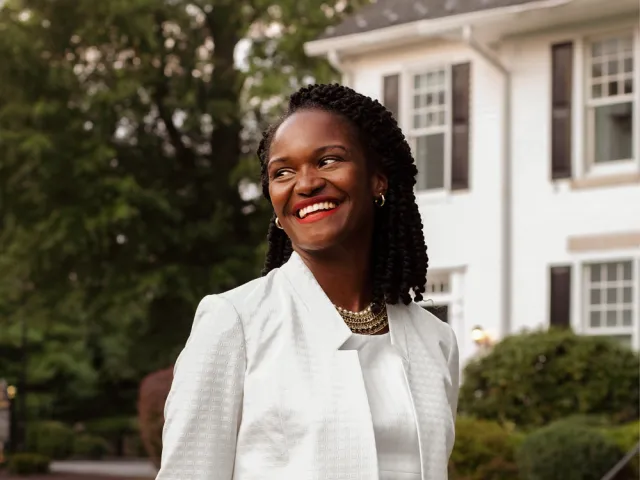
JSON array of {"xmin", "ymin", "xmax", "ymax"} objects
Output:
[{"xmin": 298, "ymin": 202, "xmax": 337, "ymax": 219}]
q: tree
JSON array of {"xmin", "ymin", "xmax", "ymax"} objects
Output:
[{"xmin": 0, "ymin": 0, "xmax": 370, "ymax": 420}]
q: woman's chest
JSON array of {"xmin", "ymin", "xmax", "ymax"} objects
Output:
[{"xmin": 237, "ymin": 332, "xmax": 453, "ymax": 479}]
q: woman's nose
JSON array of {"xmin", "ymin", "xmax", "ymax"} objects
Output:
[{"xmin": 294, "ymin": 168, "xmax": 326, "ymax": 196}]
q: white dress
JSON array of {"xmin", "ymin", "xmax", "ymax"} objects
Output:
[{"xmin": 342, "ymin": 332, "xmax": 422, "ymax": 480}]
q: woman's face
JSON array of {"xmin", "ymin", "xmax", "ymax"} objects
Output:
[{"xmin": 267, "ymin": 109, "xmax": 387, "ymax": 253}]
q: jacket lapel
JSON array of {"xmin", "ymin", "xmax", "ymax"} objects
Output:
[
  {"xmin": 280, "ymin": 253, "xmax": 379, "ymax": 479},
  {"xmin": 390, "ymin": 303, "xmax": 452, "ymax": 480}
]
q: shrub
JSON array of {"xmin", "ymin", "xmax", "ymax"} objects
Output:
[
  {"xmin": 602, "ymin": 421, "xmax": 640, "ymax": 477},
  {"xmin": 138, "ymin": 367, "xmax": 173, "ymax": 468},
  {"xmin": 459, "ymin": 329, "xmax": 640, "ymax": 428},
  {"xmin": 73, "ymin": 434, "xmax": 111, "ymax": 460},
  {"xmin": 449, "ymin": 416, "xmax": 520, "ymax": 480},
  {"xmin": 25, "ymin": 420, "xmax": 75, "ymax": 459},
  {"xmin": 84, "ymin": 416, "xmax": 138, "ymax": 456},
  {"xmin": 7, "ymin": 453, "xmax": 50, "ymax": 475},
  {"xmin": 516, "ymin": 420, "xmax": 627, "ymax": 480}
]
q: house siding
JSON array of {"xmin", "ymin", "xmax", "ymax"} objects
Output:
[{"xmin": 346, "ymin": 40, "xmax": 507, "ymax": 362}]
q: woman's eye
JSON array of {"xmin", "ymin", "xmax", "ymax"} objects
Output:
[
  {"xmin": 319, "ymin": 157, "xmax": 340, "ymax": 167},
  {"xmin": 273, "ymin": 169, "xmax": 292, "ymax": 179}
]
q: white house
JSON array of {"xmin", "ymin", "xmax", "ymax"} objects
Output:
[{"xmin": 305, "ymin": 0, "xmax": 640, "ymax": 365}]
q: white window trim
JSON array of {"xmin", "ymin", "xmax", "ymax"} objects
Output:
[
  {"xmin": 572, "ymin": 254, "xmax": 640, "ymax": 351},
  {"xmin": 574, "ymin": 26, "xmax": 640, "ymax": 180}
]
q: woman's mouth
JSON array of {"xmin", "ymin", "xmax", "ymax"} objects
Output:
[{"xmin": 295, "ymin": 201, "xmax": 340, "ymax": 223}]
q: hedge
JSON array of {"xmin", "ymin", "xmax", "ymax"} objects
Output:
[
  {"xmin": 459, "ymin": 329, "xmax": 639, "ymax": 427},
  {"xmin": 138, "ymin": 367, "xmax": 173, "ymax": 468}
]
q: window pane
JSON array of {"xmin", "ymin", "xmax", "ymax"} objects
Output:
[
  {"xmin": 622, "ymin": 309, "xmax": 632, "ymax": 326},
  {"xmin": 591, "ymin": 62, "xmax": 603, "ymax": 78},
  {"xmin": 415, "ymin": 134, "xmax": 445, "ymax": 190},
  {"xmin": 606, "ymin": 309, "xmax": 617, "ymax": 327},
  {"xmin": 594, "ymin": 102, "xmax": 633, "ymax": 163},
  {"xmin": 606, "ymin": 263, "xmax": 618, "ymax": 281},
  {"xmin": 590, "ymin": 288, "xmax": 601, "ymax": 305},
  {"xmin": 622, "ymin": 287, "xmax": 633, "ymax": 303},
  {"xmin": 590, "ymin": 264, "xmax": 602, "ymax": 282},
  {"xmin": 623, "ymin": 78, "xmax": 633, "ymax": 94},
  {"xmin": 623, "ymin": 57, "xmax": 633, "ymax": 73},
  {"xmin": 590, "ymin": 311, "xmax": 601, "ymax": 327},
  {"xmin": 622, "ymin": 262, "xmax": 632, "ymax": 280},
  {"xmin": 606, "ymin": 287, "xmax": 617, "ymax": 303}
]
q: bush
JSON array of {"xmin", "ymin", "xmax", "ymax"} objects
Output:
[
  {"xmin": 449, "ymin": 416, "xmax": 521, "ymax": 480},
  {"xmin": 26, "ymin": 420, "xmax": 75, "ymax": 459},
  {"xmin": 84, "ymin": 416, "xmax": 138, "ymax": 456},
  {"xmin": 7, "ymin": 453, "xmax": 50, "ymax": 475},
  {"xmin": 138, "ymin": 367, "xmax": 173, "ymax": 468},
  {"xmin": 602, "ymin": 421, "xmax": 640, "ymax": 477},
  {"xmin": 516, "ymin": 420, "xmax": 628, "ymax": 480},
  {"xmin": 73, "ymin": 434, "xmax": 111, "ymax": 460},
  {"xmin": 459, "ymin": 329, "xmax": 640, "ymax": 427}
]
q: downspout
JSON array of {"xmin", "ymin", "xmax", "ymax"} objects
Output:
[{"xmin": 461, "ymin": 26, "xmax": 513, "ymax": 340}]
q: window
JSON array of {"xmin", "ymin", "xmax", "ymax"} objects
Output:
[
  {"xmin": 405, "ymin": 63, "xmax": 471, "ymax": 192},
  {"xmin": 586, "ymin": 34, "xmax": 635, "ymax": 170},
  {"xmin": 584, "ymin": 261, "xmax": 636, "ymax": 343},
  {"xmin": 411, "ymin": 68, "xmax": 449, "ymax": 190}
]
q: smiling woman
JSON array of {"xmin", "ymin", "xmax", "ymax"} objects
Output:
[{"xmin": 157, "ymin": 84, "xmax": 460, "ymax": 480}]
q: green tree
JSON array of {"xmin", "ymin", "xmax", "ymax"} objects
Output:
[{"xmin": 0, "ymin": 0, "xmax": 368, "ymax": 420}]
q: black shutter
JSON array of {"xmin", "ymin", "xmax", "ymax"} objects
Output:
[
  {"xmin": 451, "ymin": 62, "xmax": 471, "ymax": 190},
  {"xmin": 551, "ymin": 42, "xmax": 573, "ymax": 179},
  {"xmin": 383, "ymin": 74, "xmax": 400, "ymax": 120},
  {"xmin": 550, "ymin": 265, "xmax": 572, "ymax": 328}
]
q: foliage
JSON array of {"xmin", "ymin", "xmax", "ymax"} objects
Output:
[
  {"xmin": 602, "ymin": 421, "xmax": 640, "ymax": 476},
  {"xmin": 449, "ymin": 416, "xmax": 521, "ymax": 480},
  {"xmin": 73, "ymin": 434, "xmax": 112, "ymax": 460},
  {"xmin": 0, "ymin": 0, "xmax": 369, "ymax": 420},
  {"xmin": 7, "ymin": 453, "xmax": 50, "ymax": 475},
  {"xmin": 516, "ymin": 420, "xmax": 629, "ymax": 480},
  {"xmin": 84, "ymin": 416, "xmax": 138, "ymax": 456},
  {"xmin": 459, "ymin": 329, "xmax": 640, "ymax": 427},
  {"xmin": 138, "ymin": 368, "xmax": 173, "ymax": 468},
  {"xmin": 25, "ymin": 420, "xmax": 75, "ymax": 460}
]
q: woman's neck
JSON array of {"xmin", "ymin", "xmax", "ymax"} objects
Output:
[{"xmin": 296, "ymin": 244, "xmax": 373, "ymax": 313}]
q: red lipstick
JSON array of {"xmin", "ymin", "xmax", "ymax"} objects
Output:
[{"xmin": 292, "ymin": 196, "xmax": 341, "ymax": 224}]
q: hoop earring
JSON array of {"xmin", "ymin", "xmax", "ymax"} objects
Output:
[
  {"xmin": 374, "ymin": 193, "xmax": 386, "ymax": 207},
  {"xmin": 275, "ymin": 217, "xmax": 284, "ymax": 229}
]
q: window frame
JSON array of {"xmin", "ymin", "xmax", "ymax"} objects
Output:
[
  {"xmin": 403, "ymin": 63, "xmax": 453, "ymax": 194},
  {"xmin": 577, "ymin": 27, "xmax": 640, "ymax": 179},
  {"xmin": 578, "ymin": 257, "xmax": 639, "ymax": 349}
]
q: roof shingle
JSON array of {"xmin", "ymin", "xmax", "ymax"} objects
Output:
[{"xmin": 321, "ymin": 0, "xmax": 541, "ymax": 39}]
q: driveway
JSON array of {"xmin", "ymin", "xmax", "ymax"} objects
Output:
[{"xmin": 50, "ymin": 460, "xmax": 157, "ymax": 478}]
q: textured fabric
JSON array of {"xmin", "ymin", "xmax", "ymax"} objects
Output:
[
  {"xmin": 157, "ymin": 252, "xmax": 459, "ymax": 480},
  {"xmin": 342, "ymin": 333, "xmax": 421, "ymax": 480}
]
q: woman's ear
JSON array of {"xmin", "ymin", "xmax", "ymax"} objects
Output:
[{"xmin": 371, "ymin": 170, "xmax": 388, "ymax": 197}]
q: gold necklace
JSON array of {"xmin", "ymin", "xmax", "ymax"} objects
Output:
[{"xmin": 335, "ymin": 303, "xmax": 389, "ymax": 335}]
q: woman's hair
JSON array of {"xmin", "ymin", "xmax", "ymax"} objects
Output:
[{"xmin": 256, "ymin": 83, "xmax": 428, "ymax": 306}]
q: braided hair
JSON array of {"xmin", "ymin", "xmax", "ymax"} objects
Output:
[{"xmin": 257, "ymin": 83, "xmax": 428, "ymax": 306}]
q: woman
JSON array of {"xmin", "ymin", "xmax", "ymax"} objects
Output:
[{"xmin": 157, "ymin": 84, "xmax": 459, "ymax": 480}]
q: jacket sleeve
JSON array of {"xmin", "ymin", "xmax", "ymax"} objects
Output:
[{"xmin": 156, "ymin": 294, "xmax": 246, "ymax": 480}]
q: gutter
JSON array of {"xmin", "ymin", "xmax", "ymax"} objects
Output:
[
  {"xmin": 305, "ymin": 0, "xmax": 574, "ymax": 57},
  {"xmin": 461, "ymin": 26, "xmax": 512, "ymax": 340}
]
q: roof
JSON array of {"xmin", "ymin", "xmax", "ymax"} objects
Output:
[{"xmin": 321, "ymin": 0, "xmax": 543, "ymax": 39}]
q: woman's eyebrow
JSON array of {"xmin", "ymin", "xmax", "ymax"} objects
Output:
[{"xmin": 268, "ymin": 144, "xmax": 348, "ymax": 166}]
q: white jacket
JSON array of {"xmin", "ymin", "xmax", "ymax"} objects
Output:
[{"xmin": 157, "ymin": 252, "xmax": 459, "ymax": 480}]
